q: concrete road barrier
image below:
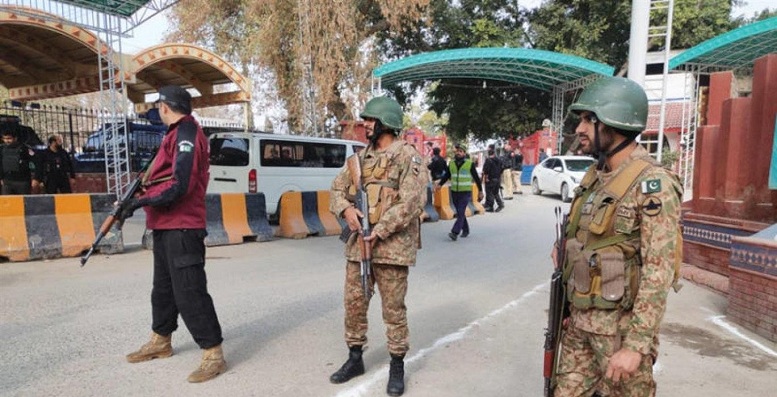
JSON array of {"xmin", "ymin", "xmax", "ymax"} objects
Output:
[
  {"xmin": 277, "ymin": 191, "xmax": 342, "ymax": 239},
  {"xmin": 0, "ymin": 194, "xmax": 121, "ymax": 262}
]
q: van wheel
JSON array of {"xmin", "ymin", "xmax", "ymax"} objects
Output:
[{"xmin": 531, "ymin": 178, "xmax": 542, "ymax": 195}]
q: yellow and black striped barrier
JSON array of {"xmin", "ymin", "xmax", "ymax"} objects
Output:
[
  {"xmin": 276, "ymin": 191, "xmax": 344, "ymax": 239},
  {"xmin": 0, "ymin": 194, "xmax": 121, "ymax": 262}
]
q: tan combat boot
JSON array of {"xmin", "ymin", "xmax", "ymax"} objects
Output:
[
  {"xmin": 126, "ymin": 332, "xmax": 173, "ymax": 363},
  {"xmin": 187, "ymin": 345, "xmax": 227, "ymax": 383}
]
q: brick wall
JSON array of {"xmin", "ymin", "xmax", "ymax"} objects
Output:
[
  {"xmin": 683, "ymin": 243, "xmax": 731, "ymax": 276},
  {"xmin": 728, "ymin": 267, "xmax": 777, "ymax": 342},
  {"xmin": 72, "ymin": 173, "xmax": 109, "ymax": 194}
]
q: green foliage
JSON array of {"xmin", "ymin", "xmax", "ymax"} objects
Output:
[{"xmin": 660, "ymin": 148, "xmax": 681, "ymax": 169}]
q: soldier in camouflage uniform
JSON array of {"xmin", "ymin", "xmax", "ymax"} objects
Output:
[
  {"xmin": 329, "ymin": 96, "xmax": 428, "ymax": 397},
  {"xmin": 555, "ymin": 77, "xmax": 682, "ymax": 397}
]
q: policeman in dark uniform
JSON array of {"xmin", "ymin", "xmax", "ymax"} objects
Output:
[
  {"xmin": 120, "ymin": 85, "xmax": 226, "ymax": 383},
  {"xmin": 0, "ymin": 129, "xmax": 40, "ymax": 195},
  {"xmin": 40, "ymin": 134, "xmax": 76, "ymax": 194}
]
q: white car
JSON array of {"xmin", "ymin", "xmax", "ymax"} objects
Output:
[{"xmin": 530, "ymin": 155, "xmax": 595, "ymax": 202}]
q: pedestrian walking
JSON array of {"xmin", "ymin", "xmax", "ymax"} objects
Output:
[
  {"xmin": 511, "ymin": 146, "xmax": 523, "ymax": 194},
  {"xmin": 482, "ymin": 147, "xmax": 504, "ymax": 212},
  {"xmin": 40, "ymin": 134, "xmax": 76, "ymax": 193},
  {"xmin": 552, "ymin": 76, "xmax": 683, "ymax": 396},
  {"xmin": 437, "ymin": 143, "xmax": 482, "ymax": 241},
  {"xmin": 329, "ymin": 96, "xmax": 428, "ymax": 396},
  {"xmin": 0, "ymin": 129, "xmax": 40, "ymax": 195},
  {"xmin": 500, "ymin": 143, "xmax": 514, "ymax": 200},
  {"xmin": 118, "ymin": 85, "xmax": 227, "ymax": 383}
]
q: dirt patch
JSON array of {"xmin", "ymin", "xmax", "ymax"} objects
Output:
[{"xmin": 661, "ymin": 322, "xmax": 776, "ymax": 371}]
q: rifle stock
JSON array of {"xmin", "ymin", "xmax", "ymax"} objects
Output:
[
  {"xmin": 543, "ymin": 206, "xmax": 570, "ymax": 396},
  {"xmin": 345, "ymin": 155, "xmax": 373, "ymax": 300}
]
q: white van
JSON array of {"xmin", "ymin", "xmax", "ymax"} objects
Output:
[{"xmin": 207, "ymin": 131, "xmax": 366, "ymax": 219}]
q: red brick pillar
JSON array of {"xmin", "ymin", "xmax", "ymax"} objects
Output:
[
  {"xmin": 717, "ymin": 97, "xmax": 752, "ymax": 218},
  {"xmin": 749, "ymin": 54, "xmax": 777, "ymax": 222}
]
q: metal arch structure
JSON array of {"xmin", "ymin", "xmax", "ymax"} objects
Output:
[
  {"xmin": 0, "ymin": 0, "xmax": 178, "ymax": 196},
  {"xmin": 370, "ymin": 47, "xmax": 615, "ymax": 153},
  {"xmin": 129, "ymin": 43, "xmax": 252, "ymax": 112},
  {"xmin": 669, "ymin": 16, "xmax": 777, "ymax": 191}
]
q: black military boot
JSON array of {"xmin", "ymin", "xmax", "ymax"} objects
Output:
[
  {"xmin": 330, "ymin": 345, "xmax": 365, "ymax": 384},
  {"xmin": 386, "ymin": 354, "xmax": 405, "ymax": 396}
]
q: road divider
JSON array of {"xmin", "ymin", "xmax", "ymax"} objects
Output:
[{"xmin": 0, "ymin": 194, "xmax": 121, "ymax": 262}]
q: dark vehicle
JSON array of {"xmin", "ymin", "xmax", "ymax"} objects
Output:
[
  {"xmin": 0, "ymin": 114, "xmax": 45, "ymax": 147},
  {"xmin": 73, "ymin": 121, "xmax": 166, "ymax": 173}
]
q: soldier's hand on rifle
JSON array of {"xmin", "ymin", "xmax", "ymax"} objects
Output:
[
  {"xmin": 551, "ymin": 244, "xmax": 559, "ymax": 268},
  {"xmin": 362, "ymin": 232, "xmax": 377, "ymax": 250},
  {"xmin": 343, "ymin": 206, "xmax": 364, "ymax": 232}
]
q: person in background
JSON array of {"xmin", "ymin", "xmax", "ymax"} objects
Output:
[
  {"xmin": 119, "ymin": 85, "xmax": 227, "ymax": 384},
  {"xmin": 40, "ymin": 134, "xmax": 76, "ymax": 193},
  {"xmin": 0, "ymin": 129, "xmax": 40, "ymax": 195},
  {"xmin": 329, "ymin": 96, "xmax": 428, "ymax": 396},
  {"xmin": 500, "ymin": 143, "xmax": 514, "ymax": 200},
  {"xmin": 427, "ymin": 147, "xmax": 448, "ymax": 183},
  {"xmin": 481, "ymin": 146, "xmax": 504, "ymax": 212},
  {"xmin": 437, "ymin": 143, "xmax": 482, "ymax": 240},
  {"xmin": 511, "ymin": 146, "xmax": 524, "ymax": 195}
]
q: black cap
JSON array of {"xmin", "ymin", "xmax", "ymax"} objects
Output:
[{"xmin": 157, "ymin": 85, "xmax": 192, "ymax": 113}]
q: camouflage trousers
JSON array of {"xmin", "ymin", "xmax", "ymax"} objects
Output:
[
  {"xmin": 343, "ymin": 261, "xmax": 409, "ymax": 356},
  {"xmin": 556, "ymin": 325, "xmax": 656, "ymax": 397}
]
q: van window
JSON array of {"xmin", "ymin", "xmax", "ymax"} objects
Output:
[
  {"xmin": 260, "ymin": 139, "xmax": 346, "ymax": 168},
  {"xmin": 210, "ymin": 137, "xmax": 250, "ymax": 166}
]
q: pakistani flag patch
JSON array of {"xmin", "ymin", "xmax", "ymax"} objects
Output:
[
  {"xmin": 641, "ymin": 179, "xmax": 661, "ymax": 194},
  {"xmin": 178, "ymin": 140, "xmax": 194, "ymax": 153}
]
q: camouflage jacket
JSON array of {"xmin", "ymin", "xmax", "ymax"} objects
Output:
[
  {"xmin": 330, "ymin": 140, "xmax": 428, "ymax": 266},
  {"xmin": 569, "ymin": 145, "xmax": 683, "ymax": 355}
]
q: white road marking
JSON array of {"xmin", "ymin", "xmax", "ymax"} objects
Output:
[
  {"xmin": 333, "ymin": 283, "xmax": 548, "ymax": 397},
  {"xmin": 708, "ymin": 315, "xmax": 777, "ymax": 358}
]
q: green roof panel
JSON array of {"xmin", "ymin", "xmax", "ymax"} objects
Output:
[
  {"xmin": 373, "ymin": 47, "xmax": 615, "ymax": 91},
  {"xmin": 59, "ymin": 0, "xmax": 151, "ymax": 17},
  {"xmin": 669, "ymin": 16, "xmax": 777, "ymax": 71}
]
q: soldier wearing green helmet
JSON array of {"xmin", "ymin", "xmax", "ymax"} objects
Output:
[
  {"xmin": 551, "ymin": 77, "xmax": 684, "ymax": 396},
  {"xmin": 329, "ymin": 96, "xmax": 428, "ymax": 396}
]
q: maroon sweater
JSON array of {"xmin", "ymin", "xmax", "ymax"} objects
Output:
[{"xmin": 138, "ymin": 115, "xmax": 209, "ymax": 230}]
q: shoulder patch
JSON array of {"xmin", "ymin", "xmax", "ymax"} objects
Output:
[
  {"xmin": 641, "ymin": 196, "xmax": 663, "ymax": 217},
  {"xmin": 178, "ymin": 140, "xmax": 194, "ymax": 153},
  {"xmin": 641, "ymin": 179, "xmax": 661, "ymax": 194}
]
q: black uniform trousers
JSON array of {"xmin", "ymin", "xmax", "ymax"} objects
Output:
[
  {"xmin": 484, "ymin": 180, "xmax": 503, "ymax": 210},
  {"xmin": 1, "ymin": 179, "xmax": 31, "ymax": 195},
  {"xmin": 450, "ymin": 191, "xmax": 471, "ymax": 235},
  {"xmin": 151, "ymin": 229, "xmax": 223, "ymax": 349},
  {"xmin": 45, "ymin": 175, "xmax": 72, "ymax": 194}
]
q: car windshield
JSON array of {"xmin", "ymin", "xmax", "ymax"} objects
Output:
[{"xmin": 565, "ymin": 159, "xmax": 594, "ymax": 172}]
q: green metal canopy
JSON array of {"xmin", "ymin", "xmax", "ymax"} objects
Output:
[
  {"xmin": 373, "ymin": 47, "xmax": 615, "ymax": 91},
  {"xmin": 60, "ymin": 0, "xmax": 152, "ymax": 17},
  {"xmin": 669, "ymin": 16, "xmax": 777, "ymax": 71}
]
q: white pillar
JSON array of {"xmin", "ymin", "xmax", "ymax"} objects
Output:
[{"xmin": 627, "ymin": 0, "xmax": 651, "ymax": 87}]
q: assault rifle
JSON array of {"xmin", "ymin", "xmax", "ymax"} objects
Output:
[
  {"xmin": 80, "ymin": 157, "xmax": 153, "ymax": 267},
  {"xmin": 339, "ymin": 154, "xmax": 373, "ymax": 300},
  {"xmin": 543, "ymin": 206, "xmax": 570, "ymax": 396}
]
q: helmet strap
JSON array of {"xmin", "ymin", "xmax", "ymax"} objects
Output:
[
  {"xmin": 593, "ymin": 121, "xmax": 607, "ymax": 170},
  {"xmin": 368, "ymin": 120, "xmax": 384, "ymax": 144}
]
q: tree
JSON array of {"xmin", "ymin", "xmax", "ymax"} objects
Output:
[
  {"xmin": 166, "ymin": 0, "xmax": 430, "ymax": 134},
  {"xmin": 379, "ymin": 0, "xmax": 536, "ymax": 142}
]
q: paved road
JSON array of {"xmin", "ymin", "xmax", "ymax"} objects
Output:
[{"xmin": 1, "ymin": 192, "xmax": 776, "ymax": 396}]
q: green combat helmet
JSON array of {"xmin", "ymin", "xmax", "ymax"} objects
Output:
[
  {"xmin": 360, "ymin": 97, "xmax": 403, "ymax": 131},
  {"xmin": 568, "ymin": 76, "xmax": 648, "ymax": 137}
]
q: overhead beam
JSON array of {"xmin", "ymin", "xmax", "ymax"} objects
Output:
[{"xmin": 134, "ymin": 91, "xmax": 251, "ymax": 114}]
